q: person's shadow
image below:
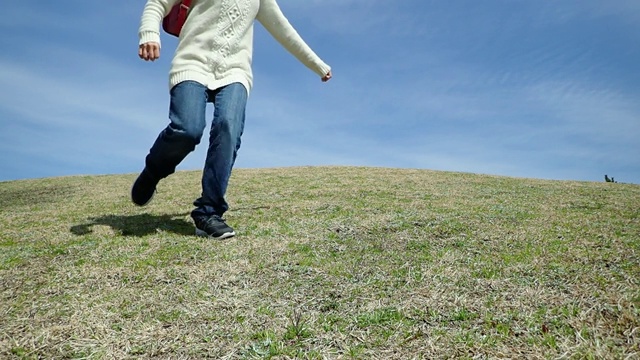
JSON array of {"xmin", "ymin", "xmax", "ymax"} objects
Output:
[{"xmin": 70, "ymin": 213, "xmax": 194, "ymax": 237}]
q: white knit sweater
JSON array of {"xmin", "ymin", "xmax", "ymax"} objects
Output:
[{"xmin": 139, "ymin": 0, "xmax": 331, "ymax": 92}]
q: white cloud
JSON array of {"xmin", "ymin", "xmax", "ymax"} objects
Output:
[
  {"xmin": 0, "ymin": 58, "xmax": 165, "ymax": 131},
  {"xmin": 1, "ymin": 0, "xmax": 639, "ymax": 184},
  {"xmin": 525, "ymin": 81, "xmax": 640, "ymax": 144}
]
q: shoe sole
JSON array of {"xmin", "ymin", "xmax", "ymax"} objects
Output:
[{"xmin": 196, "ymin": 228, "xmax": 236, "ymax": 239}]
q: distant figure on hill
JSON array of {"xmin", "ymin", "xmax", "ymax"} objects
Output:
[{"xmin": 132, "ymin": 0, "xmax": 332, "ymax": 239}]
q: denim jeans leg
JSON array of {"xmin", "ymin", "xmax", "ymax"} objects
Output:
[
  {"xmin": 145, "ymin": 81, "xmax": 208, "ymax": 179},
  {"xmin": 192, "ymin": 83, "xmax": 248, "ymax": 218}
]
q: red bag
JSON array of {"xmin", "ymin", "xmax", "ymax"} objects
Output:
[{"xmin": 162, "ymin": 0, "xmax": 192, "ymax": 37}]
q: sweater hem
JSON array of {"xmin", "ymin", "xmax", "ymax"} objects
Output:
[
  {"xmin": 139, "ymin": 31, "xmax": 161, "ymax": 46},
  {"xmin": 169, "ymin": 70, "xmax": 252, "ymax": 95},
  {"xmin": 315, "ymin": 64, "xmax": 332, "ymax": 78}
]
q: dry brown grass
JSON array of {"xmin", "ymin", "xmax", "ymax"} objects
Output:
[{"xmin": 1, "ymin": 166, "xmax": 638, "ymax": 359}]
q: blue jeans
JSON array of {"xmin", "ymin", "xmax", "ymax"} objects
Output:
[{"xmin": 144, "ymin": 81, "xmax": 247, "ymax": 218}]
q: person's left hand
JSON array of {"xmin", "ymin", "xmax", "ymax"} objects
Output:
[{"xmin": 322, "ymin": 71, "xmax": 332, "ymax": 82}]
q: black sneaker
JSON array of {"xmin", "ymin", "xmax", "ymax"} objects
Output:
[
  {"xmin": 194, "ymin": 215, "xmax": 236, "ymax": 239},
  {"xmin": 131, "ymin": 169, "xmax": 158, "ymax": 206}
]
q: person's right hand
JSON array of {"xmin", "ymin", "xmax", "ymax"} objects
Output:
[{"xmin": 139, "ymin": 42, "xmax": 160, "ymax": 61}]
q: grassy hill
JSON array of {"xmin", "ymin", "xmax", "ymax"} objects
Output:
[{"xmin": 1, "ymin": 166, "xmax": 638, "ymax": 359}]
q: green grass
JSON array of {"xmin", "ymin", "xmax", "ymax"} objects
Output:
[{"xmin": 1, "ymin": 166, "xmax": 639, "ymax": 359}]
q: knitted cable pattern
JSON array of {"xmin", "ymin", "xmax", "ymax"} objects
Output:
[{"xmin": 139, "ymin": 0, "xmax": 331, "ymax": 92}]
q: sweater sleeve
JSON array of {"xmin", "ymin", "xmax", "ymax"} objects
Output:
[
  {"xmin": 256, "ymin": 0, "xmax": 331, "ymax": 78},
  {"xmin": 138, "ymin": 0, "xmax": 181, "ymax": 46}
]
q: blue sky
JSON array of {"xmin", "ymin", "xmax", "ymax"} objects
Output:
[{"xmin": 1, "ymin": 0, "xmax": 639, "ymax": 184}]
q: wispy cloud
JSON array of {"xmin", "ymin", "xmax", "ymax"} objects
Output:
[
  {"xmin": 0, "ymin": 42, "xmax": 170, "ymax": 179},
  {"xmin": 1, "ymin": 0, "xmax": 638, "ymax": 183}
]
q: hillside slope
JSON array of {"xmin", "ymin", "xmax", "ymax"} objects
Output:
[{"xmin": 1, "ymin": 167, "xmax": 639, "ymax": 359}]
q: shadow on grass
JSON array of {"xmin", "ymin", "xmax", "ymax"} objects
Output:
[{"xmin": 70, "ymin": 213, "xmax": 194, "ymax": 237}]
